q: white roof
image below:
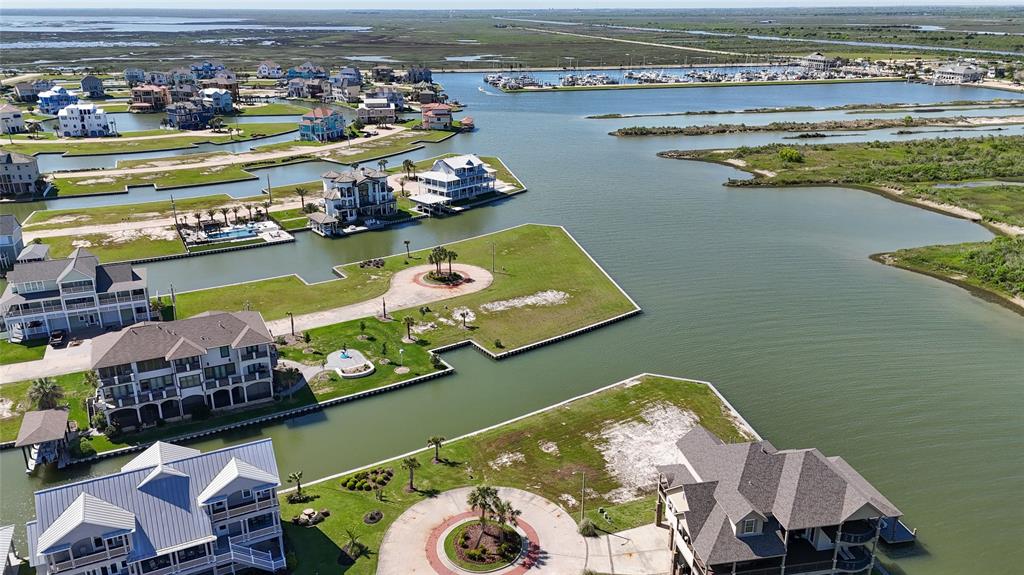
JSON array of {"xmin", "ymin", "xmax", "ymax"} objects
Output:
[
  {"xmin": 137, "ymin": 464, "xmax": 190, "ymax": 490},
  {"xmin": 57, "ymin": 103, "xmax": 103, "ymax": 116},
  {"xmin": 408, "ymin": 192, "xmax": 452, "ymax": 205},
  {"xmin": 37, "ymin": 493, "xmax": 135, "ymax": 554},
  {"xmin": 419, "ymin": 169, "xmax": 460, "ymax": 183},
  {"xmin": 0, "ymin": 525, "xmax": 14, "ymax": 557},
  {"xmin": 196, "ymin": 457, "xmax": 280, "ymax": 505},
  {"xmin": 121, "ymin": 442, "xmax": 200, "ymax": 472},
  {"xmin": 437, "ymin": 154, "xmax": 487, "ymax": 171},
  {"xmin": 201, "ymin": 87, "xmax": 229, "ymax": 97}
]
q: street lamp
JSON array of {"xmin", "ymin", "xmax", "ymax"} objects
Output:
[{"xmin": 398, "ymin": 348, "xmax": 404, "ymax": 366}]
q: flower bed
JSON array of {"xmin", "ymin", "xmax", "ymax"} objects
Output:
[
  {"xmin": 341, "ymin": 467, "xmax": 394, "ymax": 492},
  {"xmin": 442, "ymin": 520, "xmax": 521, "ymax": 572}
]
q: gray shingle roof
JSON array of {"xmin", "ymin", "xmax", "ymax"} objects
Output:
[
  {"xmin": 90, "ymin": 311, "xmax": 272, "ymax": 369},
  {"xmin": 0, "ymin": 214, "xmax": 19, "ymax": 236},
  {"xmin": 18, "ymin": 243, "xmax": 49, "ymax": 261},
  {"xmin": 0, "ymin": 525, "xmax": 13, "ymax": 558},
  {"xmin": 321, "ymin": 168, "xmax": 386, "ymax": 185},
  {"xmin": 0, "ymin": 150, "xmax": 37, "ymax": 166},
  {"xmin": 15, "ymin": 410, "xmax": 68, "ymax": 447},
  {"xmin": 29, "ymin": 439, "xmax": 278, "ymax": 565}
]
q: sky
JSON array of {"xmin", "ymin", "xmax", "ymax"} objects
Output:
[{"xmin": 2, "ymin": 0, "xmax": 1022, "ymax": 8}]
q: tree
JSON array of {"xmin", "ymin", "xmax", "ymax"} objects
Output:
[
  {"xmin": 402, "ymin": 158, "xmax": 415, "ymax": 178},
  {"xmin": 404, "ymin": 239, "xmax": 411, "ymax": 258},
  {"xmin": 460, "ymin": 310, "xmax": 469, "ymax": 328},
  {"xmin": 491, "ymin": 498, "xmax": 521, "ymax": 534},
  {"xmin": 230, "ymin": 206, "xmax": 240, "ymax": 223},
  {"xmin": 209, "ymin": 117, "xmax": 224, "ymax": 130},
  {"xmin": 359, "ymin": 320, "xmax": 366, "ymax": 336},
  {"xmin": 192, "ymin": 211, "xmax": 202, "ymax": 228},
  {"xmin": 218, "ymin": 207, "xmax": 229, "ymax": 224},
  {"xmin": 244, "ymin": 203, "xmax": 254, "ymax": 220},
  {"xmin": 427, "ymin": 435, "xmax": 446, "ymax": 463},
  {"xmin": 343, "ymin": 529, "xmax": 364, "ymax": 558},
  {"xmin": 467, "ymin": 485, "xmax": 498, "ymax": 537},
  {"xmin": 295, "ymin": 187, "xmax": 308, "ymax": 209},
  {"xmin": 429, "ymin": 246, "xmax": 448, "ymax": 275},
  {"xmin": 287, "ymin": 471, "xmax": 304, "ymax": 495},
  {"xmin": 28, "ymin": 378, "xmax": 64, "ymax": 410},
  {"xmin": 205, "ymin": 209, "xmax": 216, "ymax": 225},
  {"xmin": 401, "ymin": 456, "xmax": 420, "ymax": 491},
  {"xmin": 377, "ymin": 158, "xmax": 388, "ymax": 174},
  {"xmin": 150, "ymin": 297, "xmax": 166, "ymax": 317},
  {"xmin": 262, "ymin": 200, "xmax": 272, "ymax": 220},
  {"xmin": 403, "ymin": 315, "xmax": 415, "ymax": 340},
  {"xmin": 446, "ymin": 249, "xmax": 458, "ymax": 275}
]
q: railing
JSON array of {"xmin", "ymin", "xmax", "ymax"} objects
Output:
[
  {"xmin": 65, "ymin": 301, "xmax": 96, "ymax": 311},
  {"xmin": 241, "ymin": 350, "xmax": 269, "ymax": 361},
  {"xmin": 242, "ymin": 371, "xmax": 269, "ymax": 383},
  {"xmin": 174, "ymin": 555, "xmax": 215, "ymax": 572},
  {"xmin": 205, "ymin": 377, "xmax": 235, "ymax": 390},
  {"xmin": 838, "ymin": 521, "xmax": 877, "ymax": 545},
  {"xmin": 103, "ymin": 387, "xmax": 178, "ymax": 408},
  {"xmin": 99, "ymin": 293, "xmax": 149, "ymax": 306},
  {"xmin": 228, "ymin": 525, "xmax": 279, "ymax": 545},
  {"xmin": 836, "ymin": 551, "xmax": 872, "ymax": 572},
  {"xmin": 784, "ymin": 560, "xmax": 836, "ymax": 574},
  {"xmin": 51, "ymin": 545, "xmax": 128, "ymax": 572},
  {"xmin": 100, "ymin": 373, "xmax": 135, "ymax": 387},
  {"xmin": 175, "ymin": 362, "xmax": 202, "ymax": 373},
  {"xmin": 224, "ymin": 543, "xmax": 284, "ymax": 572},
  {"xmin": 61, "ymin": 285, "xmax": 95, "ymax": 294},
  {"xmin": 6, "ymin": 303, "xmax": 64, "ymax": 317},
  {"xmin": 211, "ymin": 497, "xmax": 277, "ymax": 521}
]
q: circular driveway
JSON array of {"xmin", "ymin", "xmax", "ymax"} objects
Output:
[{"xmin": 376, "ymin": 487, "xmax": 587, "ymax": 574}]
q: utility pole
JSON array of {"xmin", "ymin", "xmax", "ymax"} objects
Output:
[
  {"xmin": 286, "ymin": 312, "xmax": 295, "ymax": 336},
  {"xmin": 580, "ymin": 472, "xmax": 586, "ymax": 522},
  {"xmin": 266, "ymin": 173, "xmax": 272, "ymax": 201},
  {"xmin": 490, "ymin": 241, "xmax": 495, "ymax": 273}
]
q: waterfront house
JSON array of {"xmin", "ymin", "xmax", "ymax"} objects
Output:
[
  {"xmin": 334, "ymin": 67, "xmax": 363, "ymax": 86},
  {"xmin": 168, "ymin": 67, "xmax": 197, "ymax": 86},
  {"xmin": 191, "ymin": 60, "xmax": 227, "ymax": 80},
  {"xmin": 89, "ymin": 311, "xmax": 275, "ymax": 429},
  {"xmin": 420, "ymin": 103, "xmax": 453, "ymax": 130},
  {"xmin": 0, "ymin": 248, "xmax": 151, "ymax": 342},
  {"xmin": 656, "ymin": 426, "xmax": 911, "ymax": 575},
  {"xmin": 934, "ymin": 64, "xmax": 983, "ymax": 84},
  {"xmin": 201, "ymin": 78, "xmax": 240, "ymax": 100},
  {"xmin": 256, "ymin": 60, "xmax": 283, "ymax": 79},
  {"xmin": 57, "ymin": 104, "xmax": 112, "ymax": 137},
  {"xmin": 1, "ymin": 524, "xmax": 18, "ymax": 575},
  {"xmin": 0, "ymin": 214, "xmax": 24, "ymax": 270},
  {"xmin": 37, "ymin": 87, "xmax": 79, "ymax": 115},
  {"xmin": 801, "ymin": 52, "xmax": 838, "ymax": 71},
  {"xmin": 320, "ymin": 167, "xmax": 397, "ymax": 228},
  {"xmin": 13, "ymin": 80, "xmax": 55, "ymax": 102},
  {"xmin": 24, "ymin": 439, "xmax": 285, "ymax": 575},
  {"xmin": 165, "ymin": 102, "xmax": 215, "ymax": 130},
  {"xmin": 365, "ymin": 86, "xmax": 405, "ymax": 109},
  {"xmin": 330, "ymin": 79, "xmax": 361, "ymax": 104},
  {"xmin": 287, "ymin": 61, "xmax": 327, "ymax": 80},
  {"xmin": 412, "ymin": 154, "xmax": 496, "ymax": 212},
  {"xmin": 14, "ymin": 410, "xmax": 72, "ymax": 472},
  {"xmin": 0, "ymin": 104, "xmax": 27, "ymax": 134},
  {"xmin": 79, "ymin": 75, "xmax": 105, "ymax": 98},
  {"xmin": 298, "ymin": 107, "xmax": 345, "ymax": 142},
  {"xmin": 287, "ymin": 78, "xmax": 329, "ymax": 100},
  {"xmin": 200, "ymin": 88, "xmax": 234, "ymax": 114},
  {"xmin": 372, "ymin": 65, "xmax": 396, "ymax": 82},
  {"xmin": 146, "ymin": 71, "xmax": 170, "ymax": 86},
  {"xmin": 123, "ymin": 67, "xmax": 146, "ymax": 86},
  {"xmin": 356, "ymin": 98, "xmax": 397, "ymax": 125},
  {"xmin": 130, "ymin": 85, "xmax": 171, "ymax": 112},
  {"xmin": 169, "ymin": 83, "xmax": 200, "ymax": 104},
  {"xmin": 18, "ymin": 243, "xmax": 50, "ymax": 265},
  {"xmin": 0, "ymin": 150, "xmax": 42, "ymax": 199},
  {"xmin": 412, "ymin": 82, "xmax": 440, "ymax": 104},
  {"xmin": 404, "ymin": 65, "xmax": 433, "ymax": 84}
]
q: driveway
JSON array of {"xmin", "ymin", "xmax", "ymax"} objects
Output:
[
  {"xmin": 265, "ymin": 263, "xmax": 493, "ymax": 336},
  {"xmin": 0, "ymin": 340, "xmax": 93, "ymax": 384}
]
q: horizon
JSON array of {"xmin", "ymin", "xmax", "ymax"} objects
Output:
[{"xmin": 3, "ymin": 2, "xmax": 1022, "ymax": 11}]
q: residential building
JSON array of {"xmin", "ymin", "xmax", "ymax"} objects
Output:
[
  {"xmin": 656, "ymin": 426, "xmax": 908, "ymax": 575},
  {"xmin": 14, "ymin": 409, "xmax": 72, "ymax": 472},
  {"xmin": 88, "ymin": 311, "xmax": 275, "ymax": 429},
  {"xmin": 1, "ymin": 523, "xmax": 18, "ymax": 575},
  {"xmin": 13, "ymin": 80, "xmax": 55, "ymax": 102},
  {"xmin": 79, "ymin": 75, "xmax": 105, "ymax": 98},
  {"xmin": 0, "ymin": 151, "xmax": 42, "ymax": 198},
  {"xmin": 145, "ymin": 71, "xmax": 169, "ymax": 86},
  {"xmin": 25, "ymin": 439, "xmax": 285, "ymax": 575},
  {"xmin": 191, "ymin": 60, "xmax": 227, "ymax": 80},
  {"xmin": 801, "ymin": 52, "xmax": 838, "ymax": 71},
  {"xmin": 0, "ymin": 104, "xmax": 27, "ymax": 134},
  {"xmin": 123, "ymin": 68, "xmax": 146, "ymax": 86},
  {"xmin": 0, "ymin": 248, "xmax": 151, "ymax": 342},
  {"xmin": 365, "ymin": 86, "xmax": 405, "ymax": 109},
  {"xmin": 286, "ymin": 78, "xmax": 329, "ymax": 100},
  {"xmin": 130, "ymin": 85, "xmax": 171, "ymax": 113},
  {"xmin": 165, "ymin": 102, "xmax": 214, "ymax": 130},
  {"xmin": 256, "ymin": 60, "xmax": 283, "ymax": 79},
  {"xmin": 307, "ymin": 212, "xmax": 339, "ymax": 237},
  {"xmin": 356, "ymin": 98, "xmax": 396, "ymax": 125},
  {"xmin": 169, "ymin": 67, "xmax": 197, "ymax": 85},
  {"xmin": 37, "ymin": 87, "xmax": 79, "ymax": 115},
  {"xmin": 420, "ymin": 103, "xmax": 453, "ymax": 130},
  {"xmin": 330, "ymin": 80, "xmax": 361, "ymax": 104},
  {"xmin": 298, "ymin": 107, "xmax": 345, "ymax": 142},
  {"xmin": 200, "ymin": 88, "xmax": 233, "ymax": 114},
  {"xmin": 412, "ymin": 82, "xmax": 440, "ymax": 104},
  {"xmin": 0, "ymin": 214, "xmax": 24, "ymax": 270},
  {"xmin": 213, "ymin": 69, "xmax": 237, "ymax": 82},
  {"xmin": 405, "ymin": 65, "xmax": 433, "ymax": 84},
  {"xmin": 17, "ymin": 243, "xmax": 50, "ymax": 265},
  {"xmin": 168, "ymin": 83, "xmax": 201, "ymax": 104},
  {"xmin": 200, "ymin": 78, "xmax": 239, "ymax": 100},
  {"xmin": 334, "ymin": 67, "xmax": 362, "ymax": 86},
  {"xmin": 286, "ymin": 61, "xmax": 327, "ymax": 80},
  {"xmin": 320, "ymin": 167, "xmax": 397, "ymax": 226},
  {"xmin": 934, "ymin": 64, "xmax": 983, "ymax": 84},
  {"xmin": 414, "ymin": 154, "xmax": 496, "ymax": 209},
  {"xmin": 372, "ymin": 65, "xmax": 396, "ymax": 82},
  {"xmin": 57, "ymin": 104, "xmax": 112, "ymax": 138}
]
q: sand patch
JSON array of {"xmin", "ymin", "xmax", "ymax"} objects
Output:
[
  {"xmin": 597, "ymin": 403, "xmax": 699, "ymax": 503},
  {"xmin": 539, "ymin": 440, "xmax": 559, "ymax": 456},
  {"xmin": 0, "ymin": 398, "xmax": 13, "ymax": 419},
  {"xmin": 558, "ymin": 493, "xmax": 578, "ymax": 509},
  {"xmin": 72, "ymin": 239, "xmax": 93, "ymax": 248},
  {"xmin": 451, "ymin": 307, "xmax": 476, "ymax": 323},
  {"xmin": 26, "ymin": 214, "xmax": 88, "ymax": 227},
  {"xmin": 410, "ymin": 322, "xmax": 436, "ymax": 335},
  {"xmin": 488, "ymin": 451, "xmax": 525, "ymax": 470},
  {"xmin": 102, "ymin": 226, "xmax": 179, "ymax": 244},
  {"xmin": 74, "ymin": 177, "xmax": 115, "ymax": 185},
  {"xmin": 479, "ymin": 290, "xmax": 570, "ymax": 313}
]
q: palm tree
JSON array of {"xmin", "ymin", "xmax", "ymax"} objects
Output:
[
  {"xmin": 401, "ymin": 457, "xmax": 420, "ymax": 491},
  {"xmin": 244, "ymin": 203, "xmax": 254, "ymax": 220},
  {"xmin": 460, "ymin": 310, "xmax": 469, "ymax": 328},
  {"xmin": 230, "ymin": 205, "xmax": 240, "ymax": 223},
  {"xmin": 403, "ymin": 316, "xmax": 415, "ymax": 340},
  {"xmin": 446, "ymin": 249, "xmax": 458, "ymax": 275},
  {"xmin": 218, "ymin": 207, "xmax": 229, "ymax": 224},
  {"xmin": 192, "ymin": 211, "xmax": 202, "ymax": 228},
  {"xmin": 377, "ymin": 158, "xmax": 388, "ymax": 174},
  {"xmin": 429, "ymin": 246, "xmax": 447, "ymax": 275},
  {"xmin": 287, "ymin": 471, "xmax": 304, "ymax": 495},
  {"xmin": 402, "ymin": 158, "xmax": 415, "ymax": 178},
  {"xmin": 467, "ymin": 486, "xmax": 498, "ymax": 544},
  {"xmin": 427, "ymin": 435, "xmax": 446, "ymax": 463},
  {"xmin": 28, "ymin": 378, "xmax": 64, "ymax": 410},
  {"xmin": 205, "ymin": 209, "xmax": 216, "ymax": 225},
  {"xmin": 294, "ymin": 186, "xmax": 308, "ymax": 209},
  {"xmin": 404, "ymin": 240, "xmax": 411, "ymax": 258},
  {"xmin": 262, "ymin": 200, "xmax": 272, "ymax": 220},
  {"xmin": 150, "ymin": 297, "xmax": 166, "ymax": 318},
  {"xmin": 342, "ymin": 529, "xmax": 363, "ymax": 559}
]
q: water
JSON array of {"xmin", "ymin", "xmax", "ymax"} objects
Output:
[
  {"xmin": 3, "ymin": 78, "xmax": 1023, "ymax": 575},
  {"xmin": 206, "ymin": 227, "xmax": 257, "ymax": 240},
  {"xmin": 0, "ymin": 14, "xmax": 371, "ymax": 33}
]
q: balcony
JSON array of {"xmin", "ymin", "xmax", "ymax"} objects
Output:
[
  {"xmin": 835, "ymin": 520, "xmax": 877, "ymax": 545},
  {"xmin": 228, "ymin": 525, "xmax": 279, "ymax": 545},
  {"xmin": 210, "ymin": 496, "xmax": 277, "ymax": 522},
  {"xmin": 100, "ymin": 373, "xmax": 135, "ymax": 387},
  {"xmin": 101, "ymin": 387, "xmax": 178, "ymax": 408},
  {"xmin": 65, "ymin": 301, "xmax": 97, "ymax": 311},
  {"xmin": 174, "ymin": 361, "xmax": 202, "ymax": 374},
  {"xmin": 835, "ymin": 547, "xmax": 872, "ymax": 573},
  {"xmin": 173, "ymin": 555, "xmax": 215, "ymax": 572},
  {"xmin": 51, "ymin": 545, "xmax": 129, "ymax": 572},
  {"xmin": 241, "ymin": 350, "xmax": 269, "ymax": 361},
  {"xmin": 60, "ymin": 284, "xmax": 95, "ymax": 295}
]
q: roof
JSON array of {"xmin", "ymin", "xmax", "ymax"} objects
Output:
[
  {"xmin": 659, "ymin": 425, "xmax": 902, "ymax": 565},
  {"xmin": 308, "ymin": 212, "xmax": 338, "ymax": 225},
  {"xmin": 121, "ymin": 442, "xmax": 201, "ymax": 472},
  {"xmin": 15, "ymin": 410, "xmax": 68, "ymax": 447},
  {"xmin": 302, "ymin": 107, "xmax": 341, "ymax": 119},
  {"xmin": 29, "ymin": 439, "xmax": 278, "ymax": 565},
  {"xmin": 0, "ymin": 525, "xmax": 14, "ymax": 558},
  {"xmin": 16, "ymin": 242, "xmax": 48, "ymax": 262},
  {"xmin": 6, "ymin": 248, "xmax": 145, "ymax": 293},
  {"xmin": 421, "ymin": 103, "xmax": 452, "ymax": 112},
  {"xmin": 36, "ymin": 493, "xmax": 136, "ymax": 554},
  {"xmin": 196, "ymin": 457, "xmax": 280, "ymax": 504},
  {"xmin": 0, "ymin": 213, "xmax": 19, "ymax": 236},
  {"xmin": 0, "ymin": 150, "xmax": 37, "ymax": 166},
  {"xmin": 321, "ymin": 168, "xmax": 386, "ymax": 185},
  {"xmin": 0, "ymin": 104, "xmax": 22, "ymax": 114},
  {"xmin": 90, "ymin": 310, "xmax": 272, "ymax": 369}
]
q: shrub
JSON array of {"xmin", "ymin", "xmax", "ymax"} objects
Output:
[
  {"xmin": 578, "ymin": 518, "xmax": 598, "ymax": 537},
  {"xmin": 494, "ymin": 339, "xmax": 504, "ymax": 348},
  {"xmin": 777, "ymin": 147, "xmax": 804, "ymax": 163},
  {"xmin": 69, "ymin": 437, "xmax": 96, "ymax": 459},
  {"xmin": 90, "ymin": 412, "xmax": 107, "ymax": 431}
]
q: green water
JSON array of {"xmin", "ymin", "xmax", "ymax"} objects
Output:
[{"xmin": 2, "ymin": 79, "xmax": 1022, "ymax": 574}]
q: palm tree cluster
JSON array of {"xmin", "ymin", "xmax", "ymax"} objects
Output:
[
  {"xmin": 466, "ymin": 485, "xmax": 522, "ymax": 547},
  {"xmin": 427, "ymin": 246, "xmax": 459, "ymax": 278},
  {"xmin": 188, "ymin": 203, "xmax": 265, "ymax": 230}
]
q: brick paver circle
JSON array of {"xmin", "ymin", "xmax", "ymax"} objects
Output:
[{"xmin": 426, "ymin": 511, "xmax": 541, "ymax": 575}]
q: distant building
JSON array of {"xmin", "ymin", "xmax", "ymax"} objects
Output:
[
  {"xmin": 298, "ymin": 107, "xmax": 346, "ymax": 142},
  {"xmin": 334, "ymin": 67, "xmax": 362, "ymax": 86},
  {"xmin": 37, "ymin": 87, "xmax": 78, "ymax": 115},
  {"xmin": 123, "ymin": 67, "xmax": 146, "ymax": 86},
  {"xmin": 0, "ymin": 150, "xmax": 42, "ymax": 198},
  {"xmin": 801, "ymin": 52, "xmax": 838, "ymax": 71},
  {"xmin": 0, "ymin": 104, "xmax": 27, "ymax": 134},
  {"xmin": 168, "ymin": 67, "xmax": 197, "ymax": 86},
  {"xmin": 365, "ymin": 86, "xmax": 405, "ymax": 109},
  {"xmin": 420, "ymin": 103, "xmax": 453, "ymax": 130},
  {"xmin": 200, "ymin": 87, "xmax": 234, "ymax": 114},
  {"xmin": 130, "ymin": 85, "xmax": 171, "ymax": 112},
  {"xmin": 165, "ymin": 102, "xmax": 215, "ymax": 130},
  {"xmin": 320, "ymin": 167, "xmax": 397, "ymax": 227},
  {"xmin": 411, "ymin": 154, "xmax": 496, "ymax": 212},
  {"xmin": 200, "ymin": 77, "xmax": 239, "ymax": 100},
  {"xmin": 145, "ymin": 70, "xmax": 169, "ymax": 86},
  {"xmin": 190, "ymin": 60, "xmax": 227, "ymax": 80},
  {"xmin": 330, "ymin": 79, "xmax": 361, "ymax": 104},
  {"xmin": 287, "ymin": 78, "xmax": 329, "ymax": 99},
  {"xmin": 934, "ymin": 64, "xmax": 983, "ymax": 84},
  {"xmin": 287, "ymin": 61, "xmax": 327, "ymax": 80},
  {"xmin": 168, "ymin": 82, "xmax": 201, "ymax": 104},
  {"xmin": 24, "ymin": 439, "xmax": 285, "ymax": 575},
  {"xmin": 0, "ymin": 247, "xmax": 151, "ymax": 342},
  {"xmin": 372, "ymin": 65, "xmax": 396, "ymax": 82},
  {"xmin": 57, "ymin": 103, "xmax": 112, "ymax": 137},
  {"xmin": 0, "ymin": 214, "xmax": 23, "ymax": 270},
  {"xmin": 404, "ymin": 65, "xmax": 433, "ymax": 84},
  {"xmin": 257, "ymin": 60, "xmax": 283, "ymax": 79},
  {"xmin": 356, "ymin": 98, "xmax": 397, "ymax": 125},
  {"xmin": 79, "ymin": 75, "xmax": 105, "ymax": 98},
  {"xmin": 412, "ymin": 81, "xmax": 440, "ymax": 104},
  {"xmin": 13, "ymin": 80, "xmax": 55, "ymax": 102}
]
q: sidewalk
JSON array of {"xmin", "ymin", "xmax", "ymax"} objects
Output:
[{"xmin": 0, "ymin": 340, "xmax": 93, "ymax": 384}]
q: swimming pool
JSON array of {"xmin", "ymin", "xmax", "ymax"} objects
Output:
[{"xmin": 207, "ymin": 227, "xmax": 258, "ymax": 240}]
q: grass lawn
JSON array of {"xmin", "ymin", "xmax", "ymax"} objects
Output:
[
  {"xmin": 268, "ymin": 207, "xmax": 312, "ymax": 231},
  {"xmin": 172, "ymin": 224, "xmax": 638, "ymax": 353},
  {"xmin": 0, "ymin": 372, "xmax": 95, "ymax": 444},
  {"xmin": 52, "ymin": 164, "xmax": 258, "ymax": 197},
  {"xmin": 40, "ymin": 230, "xmax": 185, "ymax": 262},
  {"xmin": 7, "ymin": 123, "xmax": 297, "ymax": 156},
  {"xmin": 279, "ymin": 374, "xmax": 751, "ymax": 575},
  {"xmin": 235, "ymin": 102, "xmax": 309, "ymax": 116},
  {"xmin": 0, "ymin": 339, "xmax": 48, "ymax": 365},
  {"xmin": 322, "ymin": 129, "xmax": 457, "ymax": 165}
]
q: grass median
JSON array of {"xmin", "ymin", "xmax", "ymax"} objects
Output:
[{"xmin": 7, "ymin": 123, "xmax": 297, "ymax": 156}]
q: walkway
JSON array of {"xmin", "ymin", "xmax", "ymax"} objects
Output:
[
  {"xmin": 377, "ymin": 486, "xmax": 671, "ymax": 575},
  {"xmin": 12, "ymin": 127, "xmax": 240, "ymax": 145},
  {"xmin": 0, "ymin": 340, "xmax": 92, "ymax": 385},
  {"xmin": 265, "ymin": 263, "xmax": 494, "ymax": 335}
]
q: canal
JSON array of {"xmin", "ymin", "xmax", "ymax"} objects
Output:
[{"xmin": 2, "ymin": 77, "xmax": 1023, "ymax": 575}]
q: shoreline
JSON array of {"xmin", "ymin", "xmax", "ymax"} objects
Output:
[{"xmin": 502, "ymin": 77, "xmax": 904, "ymax": 93}]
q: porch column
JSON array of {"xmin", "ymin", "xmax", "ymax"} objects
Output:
[
  {"xmin": 779, "ymin": 530, "xmax": 789, "ymax": 575},
  {"xmin": 867, "ymin": 519, "xmax": 882, "ymax": 573},
  {"xmin": 831, "ymin": 524, "xmax": 843, "ymax": 571}
]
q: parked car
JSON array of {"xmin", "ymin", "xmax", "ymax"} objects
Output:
[{"xmin": 48, "ymin": 329, "xmax": 67, "ymax": 347}]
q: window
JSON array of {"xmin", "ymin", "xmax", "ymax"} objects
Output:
[
  {"xmin": 178, "ymin": 375, "xmax": 201, "ymax": 389},
  {"xmin": 219, "ymin": 345, "xmax": 230, "ymax": 358},
  {"xmin": 741, "ymin": 518, "xmax": 758, "ymax": 535},
  {"xmin": 136, "ymin": 358, "xmax": 170, "ymax": 373},
  {"xmin": 241, "ymin": 489, "xmax": 252, "ymax": 499}
]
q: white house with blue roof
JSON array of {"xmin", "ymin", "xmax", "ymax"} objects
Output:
[{"xmin": 26, "ymin": 439, "xmax": 285, "ymax": 575}]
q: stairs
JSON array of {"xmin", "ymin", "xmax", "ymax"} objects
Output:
[{"xmin": 224, "ymin": 543, "xmax": 285, "ymax": 572}]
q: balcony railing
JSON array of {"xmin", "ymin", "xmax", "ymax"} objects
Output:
[
  {"xmin": 174, "ymin": 362, "xmax": 202, "ymax": 374},
  {"xmin": 173, "ymin": 555, "xmax": 215, "ymax": 572},
  {"xmin": 228, "ymin": 525, "xmax": 279, "ymax": 545},
  {"xmin": 100, "ymin": 373, "xmax": 135, "ymax": 387},
  {"xmin": 51, "ymin": 545, "xmax": 129, "ymax": 572},
  {"xmin": 211, "ymin": 497, "xmax": 277, "ymax": 522},
  {"xmin": 61, "ymin": 285, "xmax": 95, "ymax": 295},
  {"xmin": 785, "ymin": 560, "xmax": 836, "ymax": 574},
  {"xmin": 241, "ymin": 350, "xmax": 269, "ymax": 361},
  {"xmin": 101, "ymin": 387, "xmax": 178, "ymax": 408},
  {"xmin": 6, "ymin": 303, "xmax": 64, "ymax": 317},
  {"xmin": 837, "ymin": 520, "xmax": 877, "ymax": 545},
  {"xmin": 65, "ymin": 301, "xmax": 96, "ymax": 311}
]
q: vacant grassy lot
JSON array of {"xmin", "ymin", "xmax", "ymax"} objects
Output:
[
  {"xmin": 7, "ymin": 123, "xmax": 297, "ymax": 156},
  {"xmin": 0, "ymin": 339, "xmax": 48, "ymax": 366},
  {"xmin": 235, "ymin": 102, "xmax": 310, "ymax": 116},
  {"xmin": 52, "ymin": 164, "xmax": 258, "ymax": 197},
  {"xmin": 0, "ymin": 372, "xmax": 94, "ymax": 444},
  {"xmin": 172, "ymin": 224, "xmax": 638, "ymax": 353},
  {"xmin": 42, "ymin": 231, "xmax": 185, "ymax": 262},
  {"xmin": 279, "ymin": 374, "xmax": 750, "ymax": 575},
  {"xmin": 882, "ymin": 237, "xmax": 1024, "ymax": 305}
]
